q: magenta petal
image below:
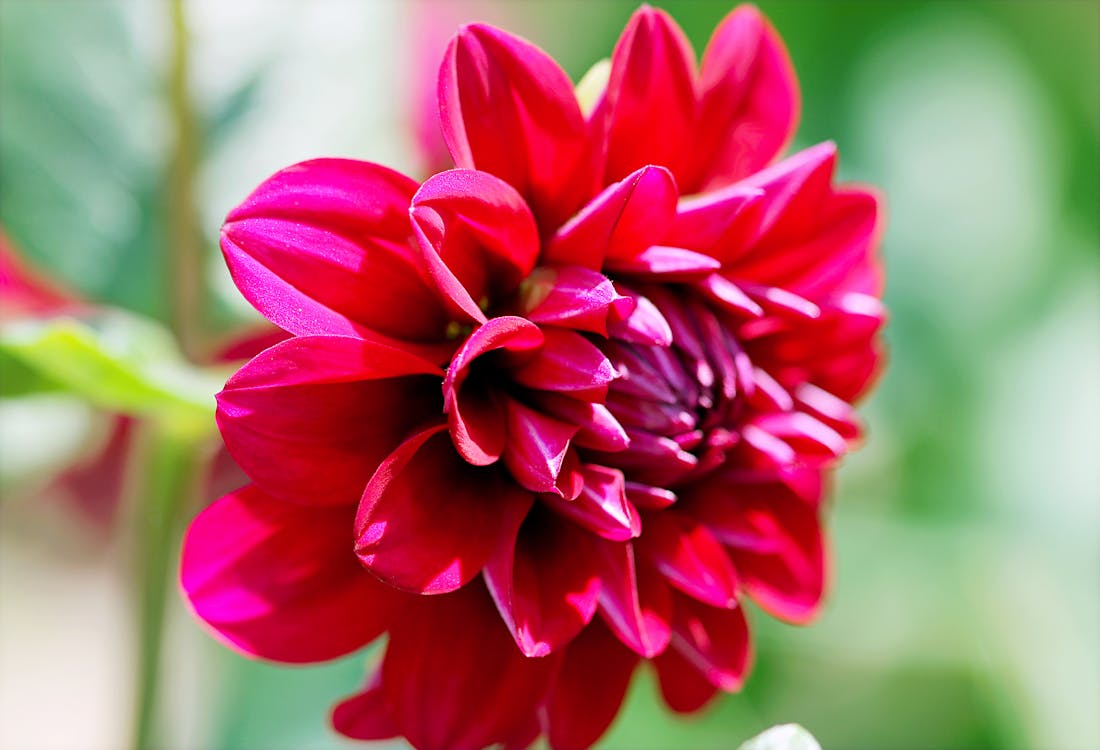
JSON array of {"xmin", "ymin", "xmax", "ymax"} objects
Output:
[
  {"xmin": 216, "ymin": 335, "xmax": 443, "ymax": 506},
  {"xmin": 546, "ymin": 165, "xmax": 678, "ymax": 270},
  {"xmin": 332, "ymin": 673, "xmax": 399, "ymax": 741},
  {"xmin": 502, "ymin": 398, "xmax": 579, "ymax": 495},
  {"xmin": 604, "ymin": 245, "xmax": 722, "ymax": 280},
  {"xmin": 511, "ymin": 328, "xmax": 618, "ymax": 400},
  {"xmin": 683, "ymin": 5, "xmax": 800, "ymax": 191},
  {"xmin": 595, "ymin": 6, "xmax": 697, "ymax": 184},
  {"xmin": 521, "ymin": 266, "xmax": 628, "ymax": 336},
  {"xmin": 667, "ymin": 184, "xmax": 764, "ymax": 255},
  {"xmin": 411, "ymin": 169, "xmax": 540, "ymax": 321},
  {"xmin": 439, "ymin": 23, "xmax": 587, "ymax": 228},
  {"xmin": 595, "ymin": 541, "xmax": 671, "ymax": 657},
  {"xmin": 637, "ymin": 511, "xmax": 739, "ymax": 608},
  {"xmin": 543, "ymin": 619, "xmax": 640, "ymax": 750},
  {"xmin": 221, "ymin": 159, "xmax": 448, "ymax": 341},
  {"xmin": 528, "ymin": 393, "xmax": 630, "ymax": 453},
  {"xmin": 381, "ymin": 583, "xmax": 558, "ymax": 750},
  {"xmin": 355, "ymin": 426, "xmax": 533, "ymax": 594},
  {"xmin": 669, "ymin": 594, "xmax": 752, "ymax": 691},
  {"xmin": 542, "ymin": 464, "xmax": 640, "ymax": 542},
  {"xmin": 607, "ymin": 286, "xmax": 674, "ymax": 346},
  {"xmin": 181, "ymin": 485, "xmax": 402, "ymax": 664},
  {"xmin": 653, "ymin": 640, "xmax": 720, "ymax": 714},
  {"xmin": 444, "ymin": 317, "xmax": 545, "ymax": 465},
  {"xmin": 484, "ymin": 506, "xmax": 602, "ymax": 657}
]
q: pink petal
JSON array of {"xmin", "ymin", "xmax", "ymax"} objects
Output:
[
  {"xmin": 543, "ymin": 620, "xmax": 640, "ymax": 750},
  {"xmin": 607, "ymin": 286, "xmax": 674, "ymax": 346},
  {"xmin": 541, "ymin": 464, "xmax": 640, "ymax": 542},
  {"xmin": 668, "ymin": 594, "xmax": 752, "ymax": 691},
  {"xmin": 604, "ymin": 245, "xmax": 722, "ymax": 280},
  {"xmin": 626, "ymin": 482, "xmax": 678, "ymax": 510},
  {"xmin": 180, "ymin": 485, "xmax": 401, "ymax": 663},
  {"xmin": 667, "ymin": 184, "xmax": 764, "ymax": 256},
  {"xmin": 520, "ymin": 266, "xmax": 629, "ymax": 336},
  {"xmin": 332, "ymin": 673, "xmax": 398, "ymax": 741},
  {"xmin": 653, "ymin": 639, "xmax": 720, "ymax": 714},
  {"xmin": 595, "ymin": 541, "xmax": 671, "ymax": 657},
  {"xmin": 484, "ymin": 506, "xmax": 602, "ymax": 657},
  {"xmin": 216, "ymin": 335, "xmax": 443, "ymax": 506},
  {"xmin": 381, "ymin": 583, "xmax": 558, "ymax": 750},
  {"xmin": 355, "ymin": 426, "xmax": 533, "ymax": 594},
  {"xmin": 594, "ymin": 6, "xmax": 697, "ymax": 184},
  {"xmin": 443, "ymin": 316, "xmax": 545, "ymax": 465},
  {"xmin": 637, "ymin": 511, "xmax": 739, "ymax": 608},
  {"xmin": 682, "ymin": 5, "xmax": 800, "ymax": 191},
  {"xmin": 546, "ymin": 165, "xmax": 678, "ymax": 270},
  {"xmin": 221, "ymin": 159, "xmax": 448, "ymax": 341},
  {"xmin": 527, "ymin": 394, "xmax": 630, "ymax": 453},
  {"xmin": 439, "ymin": 24, "xmax": 588, "ymax": 228},
  {"xmin": 410, "ymin": 169, "xmax": 540, "ymax": 322},
  {"xmin": 511, "ymin": 328, "xmax": 618, "ymax": 400},
  {"xmin": 502, "ymin": 398, "xmax": 579, "ymax": 495}
]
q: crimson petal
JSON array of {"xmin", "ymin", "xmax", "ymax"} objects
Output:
[
  {"xmin": 502, "ymin": 398, "xmax": 579, "ymax": 495},
  {"xmin": 669, "ymin": 593, "xmax": 752, "ymax": 691},
  {"xmin": 216, "ymin": 335, "xmax": 442, "ymax": 506},
  {"xmin": 637, "ymin": 510, "xmax": 739, "ymax": 608},
  {"xmin": 541, "ymin": 464, "xmax": 641, "ymax": 542},
  {"xmin": 355, "ymin": 426, "xmax": 533, "ymax": 594},
  {"xmin": 180, "ymin": 485, "xmax": 402, "ymax": 664},
  {"xmin": 595, "ymin": 540, "xmax": 671, "ymax": 657},
  {"xmin": 332, "ymin": 672, "xmax": 399, "ymax": 741}
]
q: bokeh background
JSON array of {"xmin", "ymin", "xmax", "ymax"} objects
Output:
[{"xmin": 1, "ymin": 1, "xmax": 1097, "ymax": 749}]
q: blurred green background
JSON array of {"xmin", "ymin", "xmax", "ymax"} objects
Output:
[{"xmin": 1, "ymin": 1, "xmax": 1097, "ymax": 749}]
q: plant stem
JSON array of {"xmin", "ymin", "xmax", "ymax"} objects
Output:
[
  {"xmin": 129, "ymin": 419, "xmax": 203, "ymax": 750},
  {"xmin": 167, "ymin": 0, "xmax": 204, "ymax": 362}
]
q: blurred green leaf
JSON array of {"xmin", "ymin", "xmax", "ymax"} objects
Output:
[
  {"xmin": 740, "ymin": 725, "xmax": 823, "ymax": 750},
  {"xmin": 0, "ymin": 313, "xmax": 220, "ymax": 429}
]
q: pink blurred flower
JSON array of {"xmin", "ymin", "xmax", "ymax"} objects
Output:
[{"xmin": 180, "ymin": 5, "xmax": 884, "ymax": 750}]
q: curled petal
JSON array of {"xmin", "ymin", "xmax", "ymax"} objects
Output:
[
  {"xmin": 520, "ymin": 266, "xmax": 631, "ymax": 336},
  {"xmin": 502, "ymin": 398, "xmax": 579, "ymax": 495},
  {"xmin": 604, "ymin": 245, "xmax": 722, "ymax": 281},
  {"xmin": 440, "ymin": 23, "xmax": 587, "ymax": 228},
  {"xmin": 542, "ymin": 464, "xmax": 640, "ymax": 542},
  {"xmin": 607, "ymin": 286, "xmax": 674, "ymax": 346},
  {"xmin": 484, "ymin": 506, "xmax": 602, "ymax": 657},
  {"xmin": 181, "ymin": 485, "xmax": 402, "ymax": 664},
  {"xmin": 682, "ymin": 4, "xmax": 800, "ymax": 191},
  {"xmin": 511, "ymin": 328, "xmax": 618, "ymax": 400},
  {"xmin": 222, "ymin": 159, "xmax": 448, "ymax": 341},
  {"xmin": 355, "ymin": 426, "xmax": 533, "ymax": 594},
  {"xmin": 332, "ymin": 673, "xmax": 399, "ymax": 741},
  {"xmin": 216, "ymin": 335, "xmax": 442, "ymax": 506}
]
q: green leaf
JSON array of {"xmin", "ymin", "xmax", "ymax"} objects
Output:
[
  {"xmin": 739, "ymin": 725, "xmax": 823, "ymax": 750},
  {"xmin": 0, "ymin": 313, "xmax": 221, "ymax": 431}
]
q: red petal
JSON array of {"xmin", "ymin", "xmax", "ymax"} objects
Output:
[
  {"xmin": 520, "ymin": 266, "xmax": 628, "ymax": 336},
  {"xmin": 439, "ymin": 24, "xmax": 587, "ymax": 228},
  {"xmin": 355, "ymin": 426, "xmax": 532, "ymax": 594},
  {"xmin": 381, "ymin": 583, "xmax": 558, "ymax": 750},
  {"xmin": 682, "ymin": 5, "xmax": 800, "ymax": 191},
  {"xmin": 546, "ymin": 165, "xmax": 678, "ymax": 270},
  {"xmin": 669, "ymin": 594, "xmax": 752, "ymax": 691},
  {"xmin": 332, "ymin": 672, "xmax": 398, "ymax": 741},
  {"xmin": 637, "ymin": 511, "xmax": 739, "ymax": 608},
  {"xmin": 216, "ymin": 335, "xmax": 442, "ymax": 506},
  {"xmin": 443, "ymin": 317, "xmax": 544, "ymax": 465},
  {"xmin": 221, "ymin": 159, "xmax": 448, "ymax": 341},
  {"xmin": 411, "ymin": 169, "xmax": 539, "ymax": 322},
  {"xmin": 180, "ymin": 485, "xmax": 401, "ymax": 663},
  {"xmin": 653, "ymin": 641, "xmax": 720, "ymax": 714},
  {"xmin": 607, "ymin": 286, "xmax": 674, "ymax": 346},
  {"xmin": 543, "ymin": 620, "xmax": 640, "ymax": 750},
  {"xmin": 595, "ymin": 6, "xmax": 697, "ymax": 184},
  {"xmin": 502, "ymin": 398, "xmax": 579, "ymax": 495},
  {"xmin": 541, "ymin": 464, "xmax": 640, "ymax": 542},
  {"xmin": 484, "ymin": 506, "xmax": 602, "ymax": 657},
  {"xmin": 595, "ymin": 541, "xmax": 671, "ymax": 657},
  {"xmin": 604, "ymin": 245, "xmax": 721, "ymax": 280},
  {"xmin": 511, "ymin": 328, "xmax": 618, "ymax": 400}
]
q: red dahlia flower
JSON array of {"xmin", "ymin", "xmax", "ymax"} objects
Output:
[{"xmin": 180, "ymin": 5, "xmax": 884, "ymax": 750}]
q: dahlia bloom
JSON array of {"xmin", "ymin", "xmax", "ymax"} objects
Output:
[{"xmin": 181, "ymin": 5, "xmax": 884, "ymax": 750}]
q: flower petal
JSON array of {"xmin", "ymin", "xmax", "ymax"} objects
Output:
[
  {"xmin": 484, "ymin": 505, "xmax": 602, "ymax": 657},
  {"xmin": 594, "ymin": 6, "xmax": 697, "ymax": 184},
  {"xmin": 180, "ymin": 485, "xmax": 402, "ymax": 664},
  {"xmin": 637, "ymin": 511, "xmax": 739, "ymax": 608},
  {"xmin": 332, "ymin": 672, "xmax": 399, "ymax": 741},
  {"xmin": 216, "ymin": 335, "xmax": 443, "ymax": 506},
  {"xmin": 221, "ymin": 159, "xmax": 448, "ymax": 341},
  {"xmin": 520, "ymin": 266, "xmax": 630, "ymax": 336},
  {"xmin": 603, "ymin": 245, "xmax": 722, "ymax": 280},
  {"xmin": 502, "ymin": 398, "xmax": 579, "ymax": 495},
  {"xmin": 668, "ymin": 593, "xmax": 752, "ymax": 691},
  {"xmin": 381, "ymin": 583, "xmax": 558, "ymax": 750},
  {"xmin": 355, "ymin": 426, "xmax": 533, "ymax": 594},
  {"xmin": 545, "ymin": 165, "xmax": 678, "ymax": 269},
  {"xmin": 595, "ymin": 541, "xmax": 671, "ymax": 657},
  {"xmin": 653, "ymin": 641, "xmax": 720, "ymax": 714},
  {"xmin": 440, "ymin": 23, "xmax": 587, "ymax": 228},
  {"xmin": 682, "ymin": 5, "xmax": 800, "ymax": 191},
  {"xmin": 541, "ymin": 464, "xmax": 640, "ymax": 542},
  {"xmin": 543, "ymin": 619, "xmax": 640, "ymax": 750},
  {"xmin": 511, "ymin": 328, "xmax": 618, "ymax": 400}
]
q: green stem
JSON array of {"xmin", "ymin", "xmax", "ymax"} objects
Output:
[
  {"xmin": 129, "ymin": 419, "xmax": 203, "ymax": 750},
  {"xmin": 167, "ymin": 0, "xmax": 204, "ymax": 362}
]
